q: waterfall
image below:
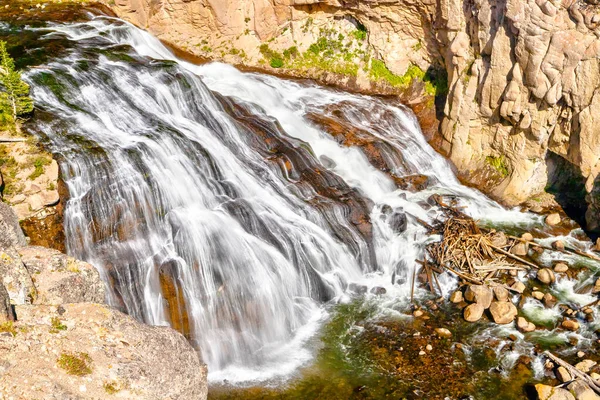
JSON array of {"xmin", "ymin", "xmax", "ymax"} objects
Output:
[{"xmin": 21, "ymin": 16, "xmax": 537, "ymax": 382}]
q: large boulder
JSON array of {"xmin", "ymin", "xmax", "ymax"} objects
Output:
[
  {"xmin": 0, "ymin": 303, "xmax": 208, "ymax": 399},
  {"xmin": 0, "ymin": 247, "xmax": 35, "ymax": 305},
  {"xmin": 18, "ymin": 246, "xmax": 105, "ymax": 305},
  {"xmin": 0, "ymin": 201, "xmax": 26, "ymax": 249},
  {"xmin": 535, "ymin": 384, "xmax": 575, "ymax": 400}
]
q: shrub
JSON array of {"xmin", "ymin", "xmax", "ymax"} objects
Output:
[
  {"xmin": 270, "ymin": 57, "xmax": 284, "ymax": 68},
  {"xmin": 57, "ymin": 352, "xmax": 93, "ymax": 376}
]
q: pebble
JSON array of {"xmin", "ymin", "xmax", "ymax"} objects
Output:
[
  {"xmin": 425, "ymin": 344, "xmax": 432, "ymax": 351},
  {"xmin": 521, "ymin": 232, "xmax": 534, "ymax": 242},
  {"xmin": 418, "ymin": 350, "xmax": 426, "ymax": 356},
  {"xmin": 537, "ymin": 268, "xmax": 556, "ymax": 285},
  {"xmin": 517, "ymin": 317, "xmax": 536, "ymax": 332},
  {"xmin": 532, "ymin": 291, "xmax": 544, "ymax": 300},
  {"xmin": 413, "ymin": 310, "xmax": 424, "ymax": 317},
  {"xmin": 553, "ymin": 263, "xmax": 569, "ymax": 273},
  {"xmin": 577, "ymin": 351, "xmax": 586, "ymax": 358},
  {"xmin": 562, "ymin": 319, "xmax": 580, "ymax": 331},
  {"xmin": 552, "ymin": 240, "xmax": 565, "ymax": 251},
  {"xmin": 450, "ymin": 290, "xmax": 463, "ymax": 304}
]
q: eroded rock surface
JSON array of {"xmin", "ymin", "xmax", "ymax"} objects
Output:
[{"xmin": 0, "ymin": 303, "xmax": 208, "ymax": 399}]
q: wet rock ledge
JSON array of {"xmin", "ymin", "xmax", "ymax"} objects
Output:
[{"xmin": 0, "ymin": 201, "xmax": 208, "ymax": 399}]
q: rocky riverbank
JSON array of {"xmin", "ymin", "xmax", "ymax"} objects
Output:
[{"xmin": 0, "ymin": 201, "xmax": 208, "ymax": 399}]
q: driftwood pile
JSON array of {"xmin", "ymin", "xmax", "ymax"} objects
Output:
[{"xmin": 415, "ymin": 195, "xmax": 536, "ymax": 298}]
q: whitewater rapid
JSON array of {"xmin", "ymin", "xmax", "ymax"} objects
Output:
[{"xmin": 18, "ymin": 16, "xmax": 562, "ymax": 383}]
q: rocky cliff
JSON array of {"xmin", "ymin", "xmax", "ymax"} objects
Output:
[
  {"xmin": 0, "ymin": 201, "xmax": 208, "ymax": 399},
  {"xmin": 102, "ymin": 0, "xmax": 600, "ymax": 233}
]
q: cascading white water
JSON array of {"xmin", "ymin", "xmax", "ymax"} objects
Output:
[{"xmin": 21, "ymin": 16, "xmax": 549, "ymax": 383}]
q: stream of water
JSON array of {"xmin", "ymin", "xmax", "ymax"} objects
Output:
[{"xmin": 3, "ymin": 10, "xmax": 599, "ymax": 395}]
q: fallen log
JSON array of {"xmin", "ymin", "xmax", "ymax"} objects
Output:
[{"xmin": 543, "ymin": 351, "xmax": 600, "ymax": 394}]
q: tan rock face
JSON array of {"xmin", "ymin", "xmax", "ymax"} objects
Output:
[
  {"xmin": 0, "ymin": 304, "xmax": 208, "ymax": 400},
  {"xmin": 100, "ymin": 0, "xmax": 600, "ymax": 233}
]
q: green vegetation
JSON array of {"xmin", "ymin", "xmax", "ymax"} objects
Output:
[
  {"xmin": 370, "ymin": 60, "xmax": 448, "ymax": 96},
  {"xmin": 49, "ymin": 316, "xmax": 67, "ymax": 333},
  {"xmin": 27, "ymin": 156, "xmax": 51, "ymax": 180},
  {"xmin": 485, "ymin": 155, "xmax": 510, "ymax": 178},
  {"xmin": 57, "ymin": 352, "xmax": 93, "ymax": 376},
  {"xmin": 0, "ymin": 321, "xmax": 17, "ymax": 337},
  {"xmin": 103, "ymin": 381, "xmax": 121, "ymax": 394},
  {"xmin": 0, "ymin": 41, "xmax": 34, "ymax": 131}
]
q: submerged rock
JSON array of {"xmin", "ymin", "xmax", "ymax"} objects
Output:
[
  {"xmin": 370, "ymin": 286, "xmax": 387, "ymax": 295},
  {"xmin": 389, "ymin": 211, "xmax": 408, "ymax": 233}
]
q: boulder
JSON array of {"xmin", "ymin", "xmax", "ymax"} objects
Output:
[
  {"xmin": 510, "ymin": 281, "xmax": 526, "ymax": 294},
  {"xmin": 348, "ymin": 283, "xmax": 368, "ymax": 294},
  {"xmin": 389, "ymin": 211, "xmax": 408, "ymax": 233},
  {"xmin": 489, "ymin": 301, "xmax": 518, "ymax": 324},
  {"xmin": 517, "ymin": 317, "xmax": 536, "ymax": 332},
  {"xmin": 0, "ymin": 248, "xmax": 35, "ymax": 305},
  {"xmin": 490, "ymin": 231, "xmax": 508, "ymax": 247},
  {"xmin": 0, "ymin": 303, "xmax": 208, "ymax": 399},
  {"xmin": 464, "ymin": 303, "xmax": 484, "ymax": 322},
  {"xmin": 575, "ymin": 360, "xmax": 597, "ymax": 373},
  {"xmin": 450, "ymin": 290, "xmax": 463, "ymax": 303},
  {"xmin": 510, "ymin": 242, "xmax": 528, "ymax": 256},
  {"xmin": 556, "ymin": 366, "xmax": 572, "ymax": 383},
  {"xmin": 370, "ymin": 286, "xmax": 387, "ymax": 295},
  {"xmin": 534, "ymin": 384, "xmax": 575, "ymax": 400},
  {"xmin": 537, "ymin": 268, "xmax": 556, "ymax": 285},
  {"xmin": 561, "ymin": 319, "xmax": 580, "ymax": 331},
  {"xmin": 546, "ymin": 213, "xmax": 561, "ymax": 226},
  {"xmin": 544, "ymin": 293, "xmax": 557, "ymax": 308},
  {"xmin": 567, "ymin": 380, "xmax": 600, "ymax": 400},
  {"xmin": 532, "ymin": 291, "xmax": 545, "ymax": 300},
  {"xmin": 464, "ymin": 284, "xmax": 493, "ymax": 308},
  {"xmin": 493, "ymin": 286, "xmax": 509, "ymax": 302},
  {"xmin": 18, "ymin": 246, "xmax": 105, "ymax": 305},
  {"xmin": 554, "ymin": 263, "xmax": 569, "ymax": 273},
  {"xmin": 0, "ymin": 201, "xmax": 26, "ymax": 250}
]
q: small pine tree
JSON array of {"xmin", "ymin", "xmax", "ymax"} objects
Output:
[{"xmin": 0, "ymin": 41, "xmax": 33, "ymax": 120}]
